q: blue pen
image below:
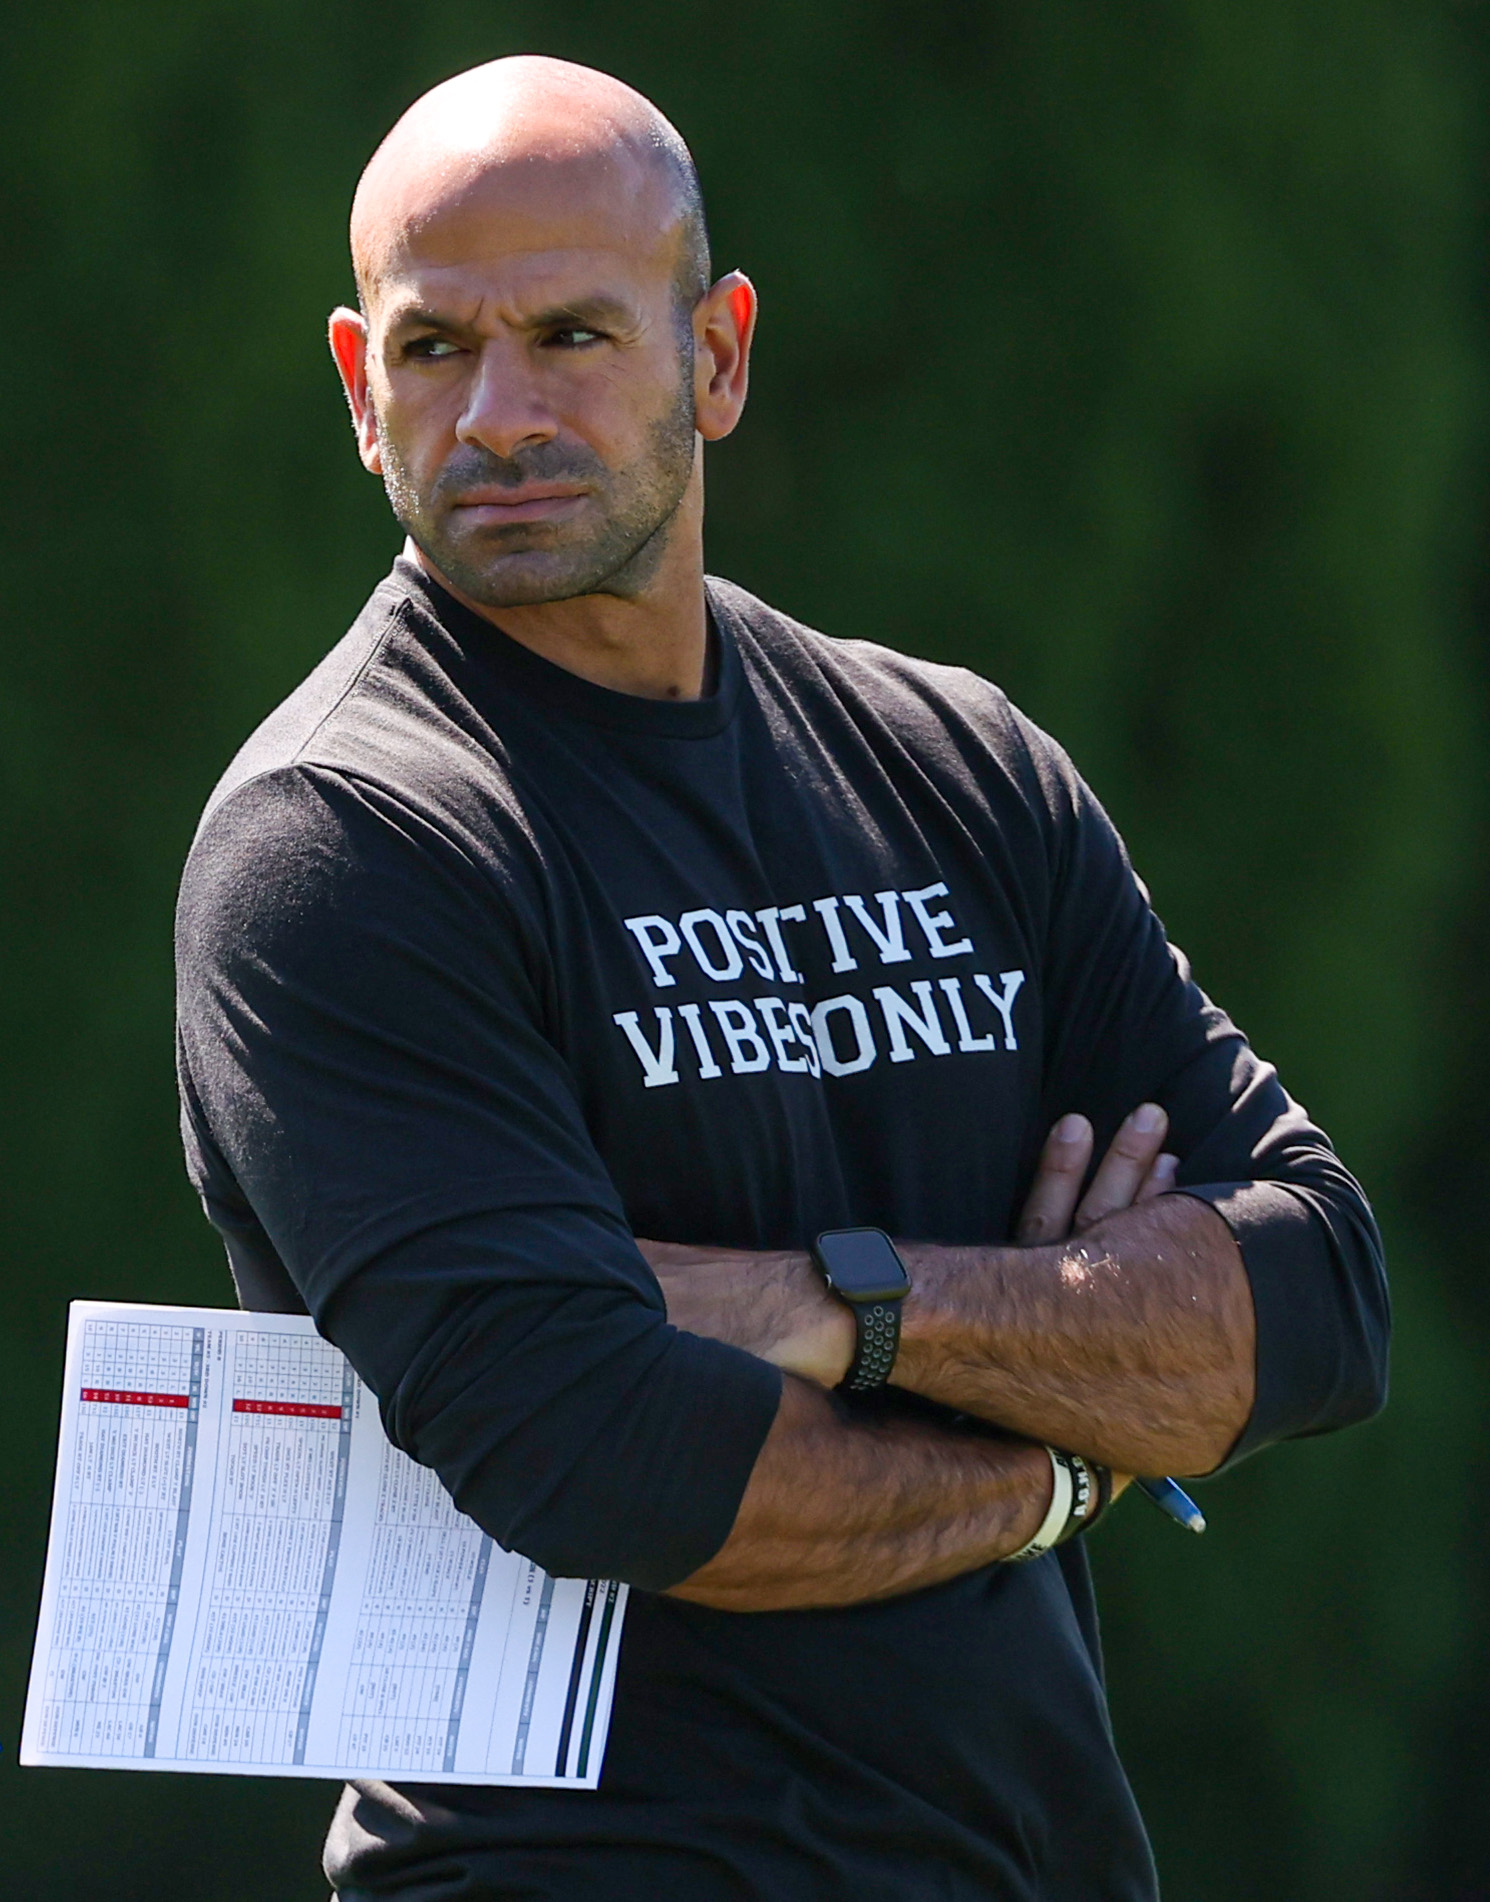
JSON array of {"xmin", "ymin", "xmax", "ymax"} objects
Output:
[{"xmin": 1136, "ymin": 1476, "xmax": 1206, "ymax": 1534}]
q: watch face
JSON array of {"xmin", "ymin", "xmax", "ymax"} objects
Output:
[{"xmin": 816, "ymin": 1228, "xmax": 911, "ymax": 1302}]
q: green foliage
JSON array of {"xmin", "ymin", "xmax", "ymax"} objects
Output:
[{"xmin": 1, "ymin": 5, "xmax": 1483, "ymax": 1897}]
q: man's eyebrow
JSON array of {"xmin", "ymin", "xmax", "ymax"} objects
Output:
[
  {"xmin": 383, "ymin": 294, "xmax": 640, "ymax": 335},
  {"xmin": 524, "ymin": 295, "xmax": 639, "ymax": 330},
  {"xmin": 383, "ymin": 303, "xmax": 464, "ymax": 335}
]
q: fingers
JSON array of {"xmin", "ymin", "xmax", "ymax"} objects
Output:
[
  {"xmin": 1072, "ymin": 1103, "xmax": 1169, "ymax": 1233},
  {"xmin": 1016, "ymin": 1113, "xmax": 1094, "ymax": 1244},
  {"xmin": 1136, "ymin": 1151, "xmax": 1179, "ymax": 1202},
  {"xmin": 1018, "ymin": 1106, "xmax": 1180, "ymax": 1246}
]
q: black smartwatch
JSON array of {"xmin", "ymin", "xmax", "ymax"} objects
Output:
[{"xmin": 811, "ymin": 1227, "xmax": 912, "ymax": 1394}]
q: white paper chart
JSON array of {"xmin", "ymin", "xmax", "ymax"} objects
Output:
[{"xmin": 20, "ymin": 1303, "xmax": 628, "ymax": 1787}]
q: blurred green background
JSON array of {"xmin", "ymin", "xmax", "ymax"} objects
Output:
[{"xmin": 4, "ymin": 2, "xmax": 1488, "ymax": 1896}]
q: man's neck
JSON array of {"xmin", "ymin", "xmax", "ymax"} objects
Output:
[{"xmin": 411, "ymin": 491, "xmax": 713, "ymax": 703}]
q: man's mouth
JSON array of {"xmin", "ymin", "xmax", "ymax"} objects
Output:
[{"xmin": 449, "ymin": 484, "xmax": 589, "ymax": 526}]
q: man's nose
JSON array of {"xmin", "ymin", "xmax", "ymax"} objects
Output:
[{"xmin": 456, "ymin": 341, "xmax": 559, "ymax": 461}]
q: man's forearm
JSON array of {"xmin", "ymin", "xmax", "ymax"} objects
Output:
[
  {"xmin": 669, "ymin": 1374, "xmax": 1060, "ymax": 1612},
  {"xmin": 646, "ymin": 1193, "xmax": 1255, "ymax": 1477},
  {"xmin": 894, "ymin": 1194, "xmax": 1254, "ymax": 1474}
]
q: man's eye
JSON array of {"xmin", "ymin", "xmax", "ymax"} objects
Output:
[
  {"xmin": 404, "ymin": 337, "xmax": 462, "ymax": 361},
  {"xmin": 547, "ymin": 327, "xmax": 603, "ymax": 348}
]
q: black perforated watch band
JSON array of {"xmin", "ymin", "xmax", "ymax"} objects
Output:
[{"xmin": 841, "ymin": 1298, "xmax": 903, "ymax": 1394}]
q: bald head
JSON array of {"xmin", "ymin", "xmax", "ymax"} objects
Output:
[
  {"xmin": 328, "ymin": 59, "xmax": 754, "ymax": 619},
  {"xmin": 351, "ymin": 57, "xmax": 709, "ymax": 319}
]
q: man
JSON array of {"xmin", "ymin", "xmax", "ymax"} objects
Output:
[{"xmin": 175, "ymin": 54, "xmax": 1387, "ymax": 1901}]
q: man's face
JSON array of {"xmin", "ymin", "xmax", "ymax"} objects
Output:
[{"xmin": 358, "ymin": 159, "xmax": 699, "ymax": 609}]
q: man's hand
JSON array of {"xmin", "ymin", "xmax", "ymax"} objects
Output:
[{"xmin": 1014, "ymin": 1106, "xmax": 1177, "ymax": 1245}]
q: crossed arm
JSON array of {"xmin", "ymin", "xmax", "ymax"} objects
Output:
[
  {"xmin": 650, "ymin": 1105, "xmax": 1256, "ymax": 1611},
  {"xmin": 183, "ymin": 769, "xmax": 1385, "ymax": 1627}
]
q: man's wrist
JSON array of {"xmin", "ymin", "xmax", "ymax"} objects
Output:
[
  {"xmin": 779, "ymin": 1259, "xmax": 856, "ymax": 1386},
  {"xmin": 811, "ymin": 1229, "xmax": 912, "ymax": 1393},
  {"xmin": 735, "ymin": 1246, "xmax": 855, "ymax": 1386},
  {"xmin": 640, "ymin": 1238, "xmax": 855, "ymax": 1385},
  {"xmin": 1004, "ymin": 1447, "xmax": 1105, "ymax": 1561}
]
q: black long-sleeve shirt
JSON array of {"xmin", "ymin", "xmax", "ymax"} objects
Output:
[{"xmin": 176, "ymin": 559, "xmax": 1387, "ymax": 1902}]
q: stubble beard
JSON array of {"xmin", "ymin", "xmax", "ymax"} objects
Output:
[{"xmin": 374, "ymin": 357, "xmax": 699, "ymax": 610}]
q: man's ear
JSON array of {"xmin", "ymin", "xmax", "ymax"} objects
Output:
[
  {"xmin": 694, "ymin": 272, "xmax": 757, "ymax": 443},
  {"xmin": 328, "ymin": 307, "xmax": 383, "ymax": 474}
]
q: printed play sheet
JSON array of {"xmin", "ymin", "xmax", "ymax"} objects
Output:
[{"xmin": 20, "ymin": 1302, "xmax": 627, "ymax": 1787}]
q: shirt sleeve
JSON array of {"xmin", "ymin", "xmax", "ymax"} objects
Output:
[
  {"xmin": 175, "ymin": 764, "xmax": 782, "ymax": 1590},
  {"xmin": 1014, "ymin": 715, "xmax": 1389, "ymax": 1463}
]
